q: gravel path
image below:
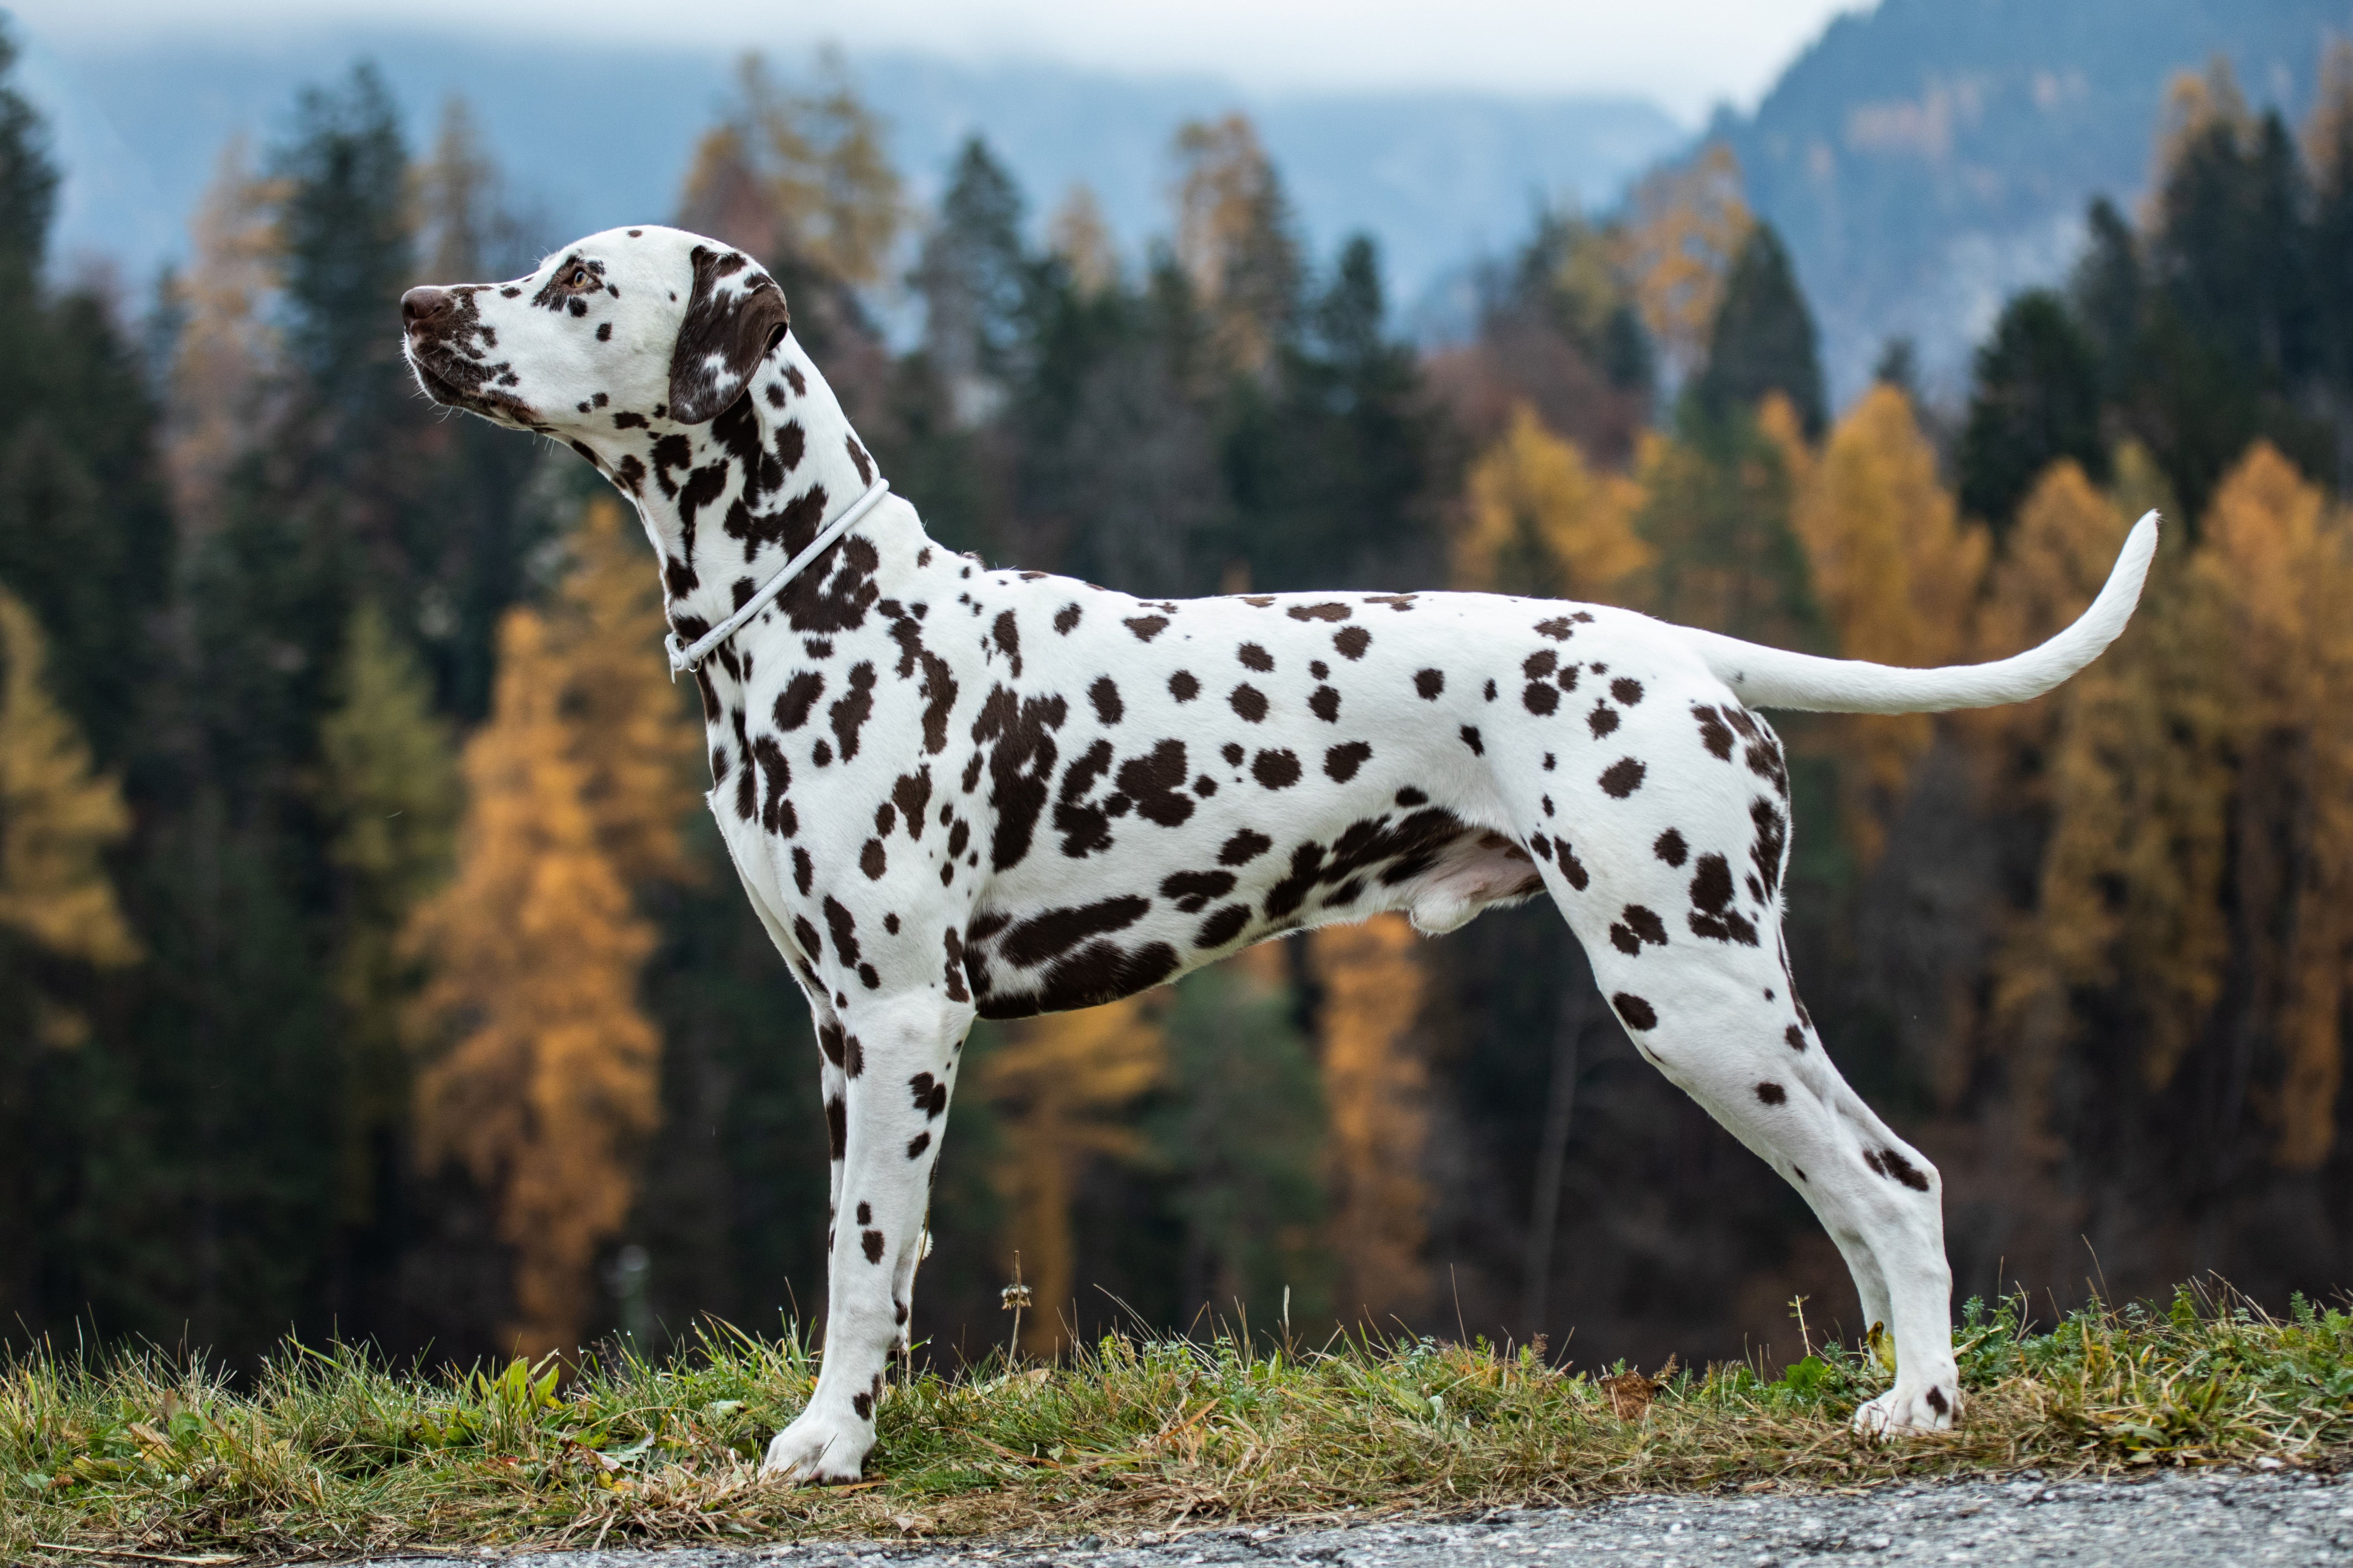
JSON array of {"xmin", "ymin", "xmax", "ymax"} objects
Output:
[{"xmin": 370, "ymin": 1465, "xmax": 2351, "ymax": 1567}]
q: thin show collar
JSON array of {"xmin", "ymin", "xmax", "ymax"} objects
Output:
[{"xmin": 665, "ymin": 475, "xmax": 892, "ymax": 679}]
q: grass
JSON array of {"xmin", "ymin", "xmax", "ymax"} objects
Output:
[{"xmin": 4, "ymin": 1281, "xmax": 2349, "ymax": 1565}]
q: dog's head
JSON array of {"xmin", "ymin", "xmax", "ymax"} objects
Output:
[{"xmin": 401, "ymin": 225, "xmax": 791, "ymax": 436}]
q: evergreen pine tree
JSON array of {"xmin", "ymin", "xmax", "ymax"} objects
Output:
[
  {"xmin": 1690, "ymin": 223, "xmax": 1825, "ymax": 439},
  {"xmin": 1956, "ymin": 291, "xmax": 2105, "ymax": 531},
  {"xmin": 911, "ymin": 136, "xmax": 1031, "ymax": 408},
  {"xmin": 317, "ymin": 601, "xmax": 458, "ymax": 1318},
  {"xmin": 1173, "ymin": 114, "xmax": 1302, "ymax": 378},
  {"xmin": 1152, "ymin": 945, "xmax": 1329, "ymax": 1327}
]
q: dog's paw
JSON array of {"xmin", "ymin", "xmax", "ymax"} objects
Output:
[
  {"xmin": 761, "ymin": 1412, "xmax": 870, "ymax": 1483},
  {"xmin": 1852, "ymin": 1383, "xmax": 1959, "ymax": 1437}
]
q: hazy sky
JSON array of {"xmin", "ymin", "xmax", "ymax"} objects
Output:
[{"xmin": 9, "ymin": 0, "xmax": 1865, "ymax": 121}]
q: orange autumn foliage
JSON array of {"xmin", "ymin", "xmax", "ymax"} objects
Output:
[
  {"xmin": 1790, "ymin": 384, "xmax": 1988, "ymax": 861},
  {"xmin": 404, "ymin": 501, "xmax": 702, "ymax": 1354},
  {"xmin": 1455, "ymin": 403, "xmax": 1651, "ymax": 601},
  {"xmin": 978, "ymin": 994, "xmax": 1166, "ymax": 1354},
  {"xmin": 2194, "ymin": 446, "xmax": 2353, "ymax": 1167},
  {"xmin": 1308, "ymin": 914, "xmax": 1431, "ymax": 1323}
]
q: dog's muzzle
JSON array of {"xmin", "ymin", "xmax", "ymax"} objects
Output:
[{"xmin": 401, "ymin": 286, "xmax": 538, "ymax": 425}]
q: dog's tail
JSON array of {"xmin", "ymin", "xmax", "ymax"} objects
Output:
[{"xmin": 1675, "ymin": 510, "xmax": 2159, "ymax": 714}]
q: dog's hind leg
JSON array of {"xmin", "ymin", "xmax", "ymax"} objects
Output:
[
  {"xmin": 1567, "ymin": 915, "xmax": 1959, "ymax": 1431},
  {"xmin": 762, "ymin": 987, "xmax": 973, "ymax": 1483}
]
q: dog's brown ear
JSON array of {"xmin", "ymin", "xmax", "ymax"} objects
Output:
[{"xmin": 668, "ymin": 245, "xmax": 791, "ymax": 424}]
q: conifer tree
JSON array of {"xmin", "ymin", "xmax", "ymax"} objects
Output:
[
  {"xmin": 1154, "ymin": 945, "xmax": 1328, "ymax": 1326},
  {"xmin": 1635, "ymin": 394, "xmax": 1821, "ymax": 653},
  {"xmin": 2194, "ymin": 445, "xmax": 2353, "ymax": 1169},
  {"xmin": 404, "ymin": 608, "xmax": 661, "ymax": 1355},
  {"xmin": 1308, "ymin": 915, "xmax": 1430, "ymax": 1324},
  {"xmin": 1967, "ymin": 459, "xmax": 2131, "ymax": 772},
  {"xmin": 1690, "ymin": 223, "xmax": 1825, "ymax": 439},
  {"xmin": 1047, "ymin": 184, "xmax": 1119, "ymax": 298},
  {"xmin": 318, "ymin": 602, "xmax": 458, "ymax": 1244},
  {"xmin": 543, "ymin": 497, "xmax": 703, "ymax": 889},
  {"xmin": 975, "ymin": 996, "xmax": 1165, "ymax": 1353},
  {"xmin": 1793, "ymin": 384, "xmax": 1987, "ymax": 859},
  {"xmin": 1977, "ymin": 462, "xmax": 2169, "ymax": 1134},
  {"xmin": 1616, "ymin": 142, "xmax": 1751, "ymax": 387},
  {"xmin": 0, "ymin": 585, "xmax": 139, "ymax": 984},
  {"xmin": 1957, "ymin": 291, "xmax": 2106, "ymax": 531},
  {"xmin": 911, "ymin": 137, "xmax": 1031, "ymax": 413},
  {"xmin": 163, "ymin": 139, "xmax": 280, "ymax": 535},
  {"xmin": 1172, "ymin": 114, "xmax": 1301, "ymax": 377},
  {"xmin": 273, "ymin": 64, "xmax": 415, "ymax": 458},
  {"xmin": 677, "ymin": 50, "xmax": 903, "ymax": 289},
  {"xmin": 1455, "ymin": 404, "xmax": 1650, "ymax": 601}
]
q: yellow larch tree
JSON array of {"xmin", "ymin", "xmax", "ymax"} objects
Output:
[
  {"xmin": 1967, "ymin": 461, "xmax": 2139, "ymax": 1136},
  {"xmin": 2195, "ymin": 445, "xmax": 2353, "ymax": 1167},
  {"xmin": 677, "ymin": 50, "xmax": 903, "ymax": 285},
  {"xmin": 545, "ymin": 497, "xmax": 704, "ymax": 888},
  {"xmin": 1981, "ymin": 471, "xmax": 2230, "ymax": 1141},
  {"xmin": 1048, "ymin": 183, "xmax": 1119, "ymax": 299},
  {"xmin": 1308, "ymin": 914, "xmax": 1431, "ymax": 1324},
  {"xmin": 1454, "ymin": 404, "xmax": 1652, "ymax": 602},
  {"xmin": 1615, "ymin": 142, "xmax": 1751, "ymax": 386},
  {"xmin": 0, "ymin": 585, "xmax": 139, "ymax": 1046},
  {"xmin": 1790, "ymin": 383, "xmax": 1988, "ymax": 861},
  {"xmin": 1171, "ymin": 114, "xmax": 1301, "ymax": 376},
  {"xmin": 976, "ymin": 995, "xmax": 1166, "ymax": 1354},
  {"xmin": 404, "ymin": 608, "xmax": 663, "ymax": 1357},
  {"xmin": 163, "ymin": 138, "xmax": 280, "ymax": 535},
  {"xmin": 402, "ymin": 497, "xmax": 702, "ymax": 1352},
  {"xmin": 1964, "ymin": 460, "xmax": 2132, "ymax": 777}
]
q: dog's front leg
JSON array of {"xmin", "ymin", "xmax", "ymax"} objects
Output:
[{"xmin": 763, "ymin": 988, "xmax": 971, "ymax": 1483}]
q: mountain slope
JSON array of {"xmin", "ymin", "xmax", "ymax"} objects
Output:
[{"xmin": 1725, "ymin": 0, "xmax": 2350, "ymax": 402}]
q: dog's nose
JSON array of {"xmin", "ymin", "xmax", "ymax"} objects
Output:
[{"xmin": 401, "ymin": 286, "xmax": 452, "ymax": 330}]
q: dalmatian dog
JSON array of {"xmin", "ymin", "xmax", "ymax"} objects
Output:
[{"xmin": 400, "ymin": 227, "xmax": 2157, "ymax": 1482}]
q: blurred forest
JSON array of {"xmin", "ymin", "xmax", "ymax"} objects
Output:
[{"xmin": 2, "ymin": 21, "xmax": 2350, "ymax": 1377}]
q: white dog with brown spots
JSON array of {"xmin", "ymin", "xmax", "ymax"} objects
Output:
[{"xmin": 401, "ymin": 228, "xmax": 2157, "ymax": 1481}]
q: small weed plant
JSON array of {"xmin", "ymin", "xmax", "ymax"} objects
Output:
[{"xmin": 3, "ymin": 1280, "xmax": 2347, "ymax": 1562}]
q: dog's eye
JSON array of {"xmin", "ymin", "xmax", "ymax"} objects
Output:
[{"xmin": 569, "ymin": 267, "xmax": 590, "ymax": 287}]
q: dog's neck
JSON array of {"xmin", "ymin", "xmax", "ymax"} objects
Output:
[{"xmin": 605, "ymin": 332, "xmax": 922, "ymax": 704}]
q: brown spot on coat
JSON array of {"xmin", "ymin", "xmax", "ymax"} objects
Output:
[
  {"xmin": 1220, "ymin": 829, "xmax": 1273, "ymax": 865},
  {"xmin": 1089, "ymin": 676, "xmax": 1124, "ymax": 725},
  {"xmin": 1599, "ymin": 757, "xmax": 1647, "ymax": 798},
  {"xmin": 1252, "ymin": 749, "xmax": 1303, "ymax": 789},
  {"xmin": 1324, "ymin": 741, "xmax": 1373, "ymax": 781}
]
